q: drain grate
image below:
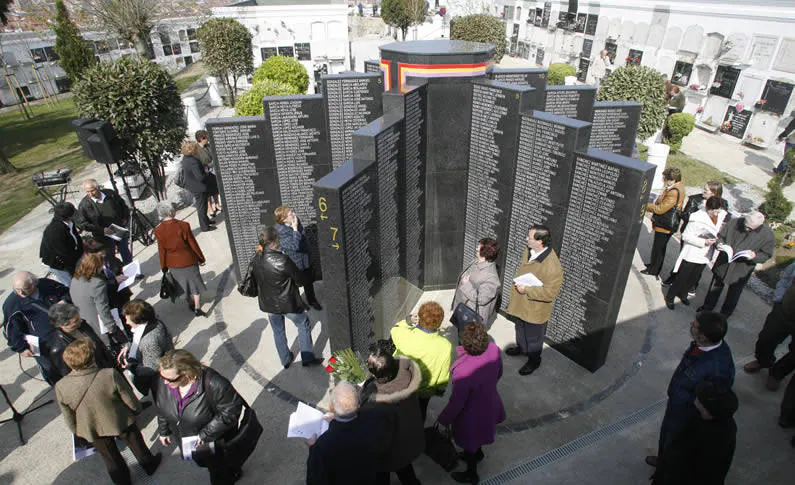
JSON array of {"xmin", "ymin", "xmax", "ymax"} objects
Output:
[
  {"xmin": 120, "ymin": 446, "xmax": 160, "ymax": 484},
  {"xmin": 481, "ymin": 398, "xmax": 667, "ymax": 485}
]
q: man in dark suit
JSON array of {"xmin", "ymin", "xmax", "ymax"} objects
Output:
[
  {"xmin": 180, "ymin": 141, "xmax": 215, "ymax": 232},
  {"xmin": 77, "ymin": 179, "xmax": 132, "ymax": 264},
  {"xmin": 40, "ymin": 202, "xmax": 84, "ymax": 287},
  {"xmin": 306, "ymin": 382, "xmax": 392, "ymax": 485}
]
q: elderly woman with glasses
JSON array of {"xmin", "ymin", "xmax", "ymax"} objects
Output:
[
  {"xmin": 151, "ymin": 349, "xmax": 245, "ymax": 484},
  {"xmin": 48, "ymin": 303, "xmax": 114, "ymax": 380},
  {"xmin": 117, "ymin": 299, "xmax": 174, "ymax": 393}
]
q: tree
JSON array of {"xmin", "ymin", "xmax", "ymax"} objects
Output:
[
  {"xmin": 197, "ymin": 17, "xmax": 253, "ymax": 107},
  {"xmin": 253, "ymin": 55, "xmax": 309, "ymax": 94},
  {"xmin": 80, "ymin": 0, "xmax": 160, "ymax": 58},
  {"xmin": 73, "ymin": 57, "xmax": 185, "ymax": 199},
  {"xmin": 597, "ymin": 65, "xmax": 667, "ymax": 140},
  {"xmin": 235, "ymin": 80, "xmax": 300, "ymax": 116},
  {"xmin": 381, "ymin": 0, "xmax": 426, "ymax": 41},
  {"xmin": 0, "ymin": 0, "xmax": 18, "ymax": 174},
  {"xmin": 53, "ymin": 0, "xmax": 96, "ymax": 82},
  {"xmin": 450, "ymin": 14, "xmax": 507, "ymax": 63}
]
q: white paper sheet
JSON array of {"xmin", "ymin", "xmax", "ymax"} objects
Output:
[
  {"xmin": 99, "ymin": 310, "xmax": 126, "ymax": 334},
  {"xmin": 116, "ymin": 260, "xmax": 141, "ymax": 291},
  {"xmin": 181, "ymin": 436, "xmax": 215, "ymax": 460},
  {"xmin": 72, "ymin": 434, "xmax": 97, "ymax": 461},
  {"xmin": 513, "ymin": 272, "xmax": 543, "ymax": 287},
  {"xmin": 106, "ymin": 223, "xmax": 129, "ymax": 242},
  {"xmin": 287, "ymin": 402, "xmax": 330, "ymax": 440},
  {"xmin": 24, "ymin": 335, "xmax": 40, "ymax": 357}
]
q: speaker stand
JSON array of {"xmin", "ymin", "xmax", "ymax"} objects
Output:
[{"xmin": 0, "ymin": 385, "xmax": 53, "ymax": 445}]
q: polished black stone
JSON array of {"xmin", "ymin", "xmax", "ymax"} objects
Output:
[
  {"xmin": 590, "ymin": 101, "xmax": 642, "ymax": 157},
  {"xmin": 490, "ymin": 67, "xmax": 548, "ymax": 108},
  {"xmin": 544, "ymin": 85, "xmax": 597, "ymax": 122}
]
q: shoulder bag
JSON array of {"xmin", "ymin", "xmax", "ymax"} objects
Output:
[
  {"xmin": 651, "ymin": 188, "xmax": 682, "ymax": 231},
  {"xmin": 237, "ymin": 254, "xmax": 259, "ymax": 298},
  {"xmin": 450, "ymin": 265, "xmax": 483, "ymax": 330},
  {"xmin": 159, "ymin": 271, "xmax": 182, "ymax": 302},
  {"xmin": 424, "ymin": 421, "xmax": 458, "ymax": 471}
]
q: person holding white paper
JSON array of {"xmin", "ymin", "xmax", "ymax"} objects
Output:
[
  {"xmin": 505, "ymin": 225, "xmax": 564, "ymax": 376},
  {"xmin": 77, "ymin": 179, "xmax": 132, "ymax": 264},
  {"xmin": 118, "ymin": 300, "xmax": 174, "ymax": 394}
]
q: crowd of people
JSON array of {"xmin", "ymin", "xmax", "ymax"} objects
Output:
[{"xmin": 3, "ymin": 130, "xmax": 794, "ymax": 484}]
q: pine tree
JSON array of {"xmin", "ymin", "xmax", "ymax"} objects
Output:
[{"xmin": 53, "ymin": 0, "xmax": 96, "ymax": 82}]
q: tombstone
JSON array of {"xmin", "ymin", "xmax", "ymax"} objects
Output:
[
  {"xmin": 595, "ymin": 15, "xmax": 609, "ymax": 39},
  {"xmin": 577, "ymin": 58, "xmax": 590, "ymax": 83},
  {"xmin": 608, "ymin": 18, "xmax": 622, "ymax": 40},
  {"xmin": 363, "ymin": 59, "xmax": 381, "ymax": 73},
  {"xmin": 619, "ymin": 21, "xmax": 635, "ymax": 45},
  {"xmin": 657, "ymin": 56, "xmax": 676, "ymax": 79},
  {"xmin": 663, "ymin": 26, "xmax": 682, "ymax": 51},
  {"xmin": 585, "ymin": 15, "xmax": 599, "ymax": 36},
  {"xmin": 490, "ymin": 67, "xmax": 548, "ymax": 107},
  {"xmin": 647, "ymin": 24, "xmax": 665, "ymax": 50},
  {"xmin": 582, "ymin": 38, "xmax": 594, "ymax": 59},
  {"xmin": 701, "ymin": 33, "xmax": 724, "ymax": 60},
  {"xmin": 544, "ymin": 85, "xmax": 597, "ymax": 122},
  {"xmin": 680, "ymin": 25, "xmax": 704, "ymax": 54},
  {"xmin": 722, "ymin": 33, "xmax": 749, "ymax": 62},
  {"xmin": 633, "ymin": 22, "xmax": 649, "ymax": 46},
  {"xmin": 590, "ymin": 101, "xmax": 643, "ymax": 156},
  {"xmin": 749, "ymin": 35, "xmax": 779, "ymax": 71},
  {"xmin": 772, "ymin": 38, "xmax": 795, "ymax": 74}
]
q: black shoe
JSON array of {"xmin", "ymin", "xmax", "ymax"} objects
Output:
[
  {"xmin": 194, "ymin": 308, "xmax": 206, "ymax": 317},
  {"xmin": 302, "ymin": 357, "xmax": 324, "ymax": 367},
  {"xmin": 208, "ymin": 218, "xmax": 217, "ymax": 225},
  {"xmin": 665, "ymin": 299, "xmax": 675, "ymax": 310},
  {"xmin": 640, "ymin": 268, "xmax": 656, "ymax": 276},
  {"xmin": 680, "ymin": 296, "xmax": 690, "ymax": 306},
  {"xmin": 283, "ymin": 352, "xmax": 295, "ymax": 369},
  {"xmin": 518, "ymin": 360, "xmax": 540, "ymax": 376},
  {"xmin": 143, "ymin": 452, "xmax": 162, "ymax": 476},
  {"xmin": 661, "ymin": 276, "xmax": 673, "ymax": 287},
  {"xmin": 458, "ymin": 450, "xmax": 485, "ymax": 463},
  {"xmin": 779, "ymin": 417, "xmax": 795, "ymax": 429},
  {"xmin": 645, "ymin": 455, "xmax": 658, "ymax": 467},
  {"xmin": 504, "ymin": 346, "xmax": 522, "ymax": 357},
  {"xmin": 696, "ymin": 306, "xmax": 709, "ymax": 313},
  {"xmin": 451, "ymin": 470, "xmax": 480, "ymax": 484},
  {"xmin": 202, "ymin": 226, "xmax": 217, "ymax": 232},
  {"xmin": 309, "ymin": 301, "xmax": 323, "ymax": 311}
]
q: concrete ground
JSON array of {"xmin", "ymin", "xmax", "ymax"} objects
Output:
[{"xmin": 1, "ymin": 80, "xmax": 794, "ymax": 485}]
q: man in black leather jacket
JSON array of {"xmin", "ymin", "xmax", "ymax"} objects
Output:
[
  {"xmin": 251, "ymin": 226, "xmax": 322, "ymax": 368},
  {"xmin": 48, "ymin": 303, "xmax": 114, "ymax": 379}
]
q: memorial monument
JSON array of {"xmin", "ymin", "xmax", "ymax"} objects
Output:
[{"xmin": 207, "ymin": 40, "xmax": 654, "ymax": 372}]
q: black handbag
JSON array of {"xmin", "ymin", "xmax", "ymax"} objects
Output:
[
  {"xmin": 450, "ymin": 265, "xmax": 483, "ymax": 330},
  {"xmin": 424, "ymin": 422, "xmax": 458, "ymax": 471},
  {"xmin": 237, "ymin": 254, "xmax": 258, "ymax": 298},
  {"xmin": 651, "ymin": 188, "xmax": 682, "ymax": 231},
  {"xmin": 159, "ymin": 272, "xmax": 182, "ymax": 302}
]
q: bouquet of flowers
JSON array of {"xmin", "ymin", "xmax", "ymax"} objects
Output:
[{"xmin": 324, "ymin": 348, "xmax": 367, "ymax": 384}]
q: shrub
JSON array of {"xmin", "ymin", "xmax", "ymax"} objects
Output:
[
  {"xmin": 547, "ymin": 63, "xmax": 576, "ymax": 85},
  {"xmin": 53, "ymin": 0, "xmax": 96, "ymax": 82},
  {"xmin": 450, "ymin": 14, "xmax": 507, "ymax": 62},
  {"xmin": 197, "ymin": 18, "xmax": 254, "ymax": 106},
  {"xmin": 234, "ymin": 80, "xmax": 301, "ymax": 116},
  {"xmin": 597, "ymin": 65, "xmax": 667, "ymax": 140},
  {"xmin": 664, "ymin": 113, "xmax": 695, "ymax": 152},
  {"xmin": 253, "ymin": 56, "xmax": 309, "ymax": 94},
  {"xmin": 761, "ymin": 176, "xmax": 794, "ymax": 223}
]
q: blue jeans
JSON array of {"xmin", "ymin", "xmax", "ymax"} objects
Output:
[
  {"xmin": 107, "ymin": 236, "xmax": 133, "ymax": 265},
  {"xmin": 267, "ymin": 311, "xmax": 315, "ymax": 366},
  {"xmin": 48, "ymin": 268, "xmax": 72, "ymax": 287},
  {"xmin": 775, "ymin": 142, "xmax": 795, "ymax": 173}
]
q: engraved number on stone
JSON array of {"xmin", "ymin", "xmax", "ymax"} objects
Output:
[
  {"xmin": 330, "ymin": 226, "xmax": 340, "ymax": 249},
  {"xmin": 318, "ymin": 197, "xmax": 328, "ymax": 220}
]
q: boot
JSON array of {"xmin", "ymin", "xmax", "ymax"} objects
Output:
[{"xmin": 451, "ymin": 450, "xmax": 480, "ymax": 484}]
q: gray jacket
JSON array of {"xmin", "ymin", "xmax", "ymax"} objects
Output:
[
  {"xmin": 70, "ymin": 276, "xmax": 115, "ymax": 335},
  {"xmin": 712, "ymin": 217, "xmax": 775, "ymax": 285},
  {"xmin": 131, "ymin": 321, "xmax": 174, "ymax": 371},
  {"xmin": 452, "ymin": 260, "xmax": 501, "ymax": 325}
]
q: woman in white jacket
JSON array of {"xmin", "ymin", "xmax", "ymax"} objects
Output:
[{"xmin": 665, "ymin": 197, "xmax": 728, "ymax": 309}]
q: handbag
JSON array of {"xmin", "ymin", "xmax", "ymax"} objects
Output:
[
  {"xmin": 237, "ymin": 254, "xmax": 258, "ymax": 298},
  {"xmin": 651, "ymin": 188, "xmax": 682, "ymax": 231},
  {"xmin": 424, "ymin": 422, "xmax": 458, "ymax": 472},
  {"xmin": 159, "ymin": 271, "xmax": 183, "ymax": 302},
  {"xmin": 450, "ymin": 265, "xmax": 483, "ymax": 330},
  {"xmin": 202, "ymin": 372, "xmax": 263, "ymax": 471}
]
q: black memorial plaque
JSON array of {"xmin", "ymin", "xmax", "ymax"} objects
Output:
[
  {"xmin": 759, "ymin": 80, "xmax": 794, "ymax": 116},
  {"xmin": 720, "ymin": 105, "xmax": 752, "ymax": 139},
  {"xmin": 544, "ymin": 85, "xmax": 597, "ymax": 122},
  {"xmin": 207, "ymin": 118, "xmax": 278, "ymax": 280},
  {"xmin": 490, "ymin": 67, "xmax": 548, "ymax": 108},
  {"xmin": 548, "ymin": 148, "xmax": 655, "ymax": 372},
  {"xmin": 582, "ymin": 38, "xmax": 593, "ymax": 59},
  {"xmin": 261, "ymin": 46, "xmax": 277, "ymax": 61},
  {"xmin": 590, "ymin": 101, "xmax": 642, "ymax": 156},
  {"xmin": 535, "ymin": 8, "xmax": 542, "ymax": 26},
  {"xmin": 710, "ymin": 65, "xmax": 740, "ymax": 99},
  {"xmin": 537, "ymin": 48, "xmax": 545, "ymax": 66},
  {"xmin": 500, "ymin": 111, "xmax": 592, "ymax": 312},
  {"xmin": 322, "ymin": 72, "xmax": 384, "ymax": 168},
  {"xmin": 542, "ymin": 2, "xmax": 551, "ymax": 28},
  {"xmin": 577, "ymin": 58, "xmax": 590, "ymax": 83},
  {"xmin": 585, "ymin": 14, "xmax": 598, "ymax": 36},
  {"xmin": 263, "ymin": 94, "xmax": 332, "ymax": 278},
  {"xmin": 364, "ymin": 60, "xmax": 381, "ymax": 73},
  {"xmin": 575, "ymin": 13, "xmax": 587, "ymax": 33},
  {"xmin": 464, "ymin": 80, "xmax": 536, "ymax": 276}
]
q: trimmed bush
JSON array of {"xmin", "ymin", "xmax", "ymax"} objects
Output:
[
  {"xmin": 664, "ymin": 112, "xmax": 695, "ymax": 152},
  {"xmin": 450, "ymin": 14, "xmax": 507, "ymax": 63},
  {"xmin": 197, "ymin": 17, "xmax": 254, "ymax": 106},
  {"xmin": 597, "ymin": 65, "xmax": 667, "ymax": 140},
  {"xmin": 761, "ymin": 175, "xmax": 793, "ymax": 223},
  {"xmin": 253, "ymin": 55, "xmax": 309, "ymax": 94},
  {"xmin": 547, "ymin": 63, "xmax": 576, "ymax": 86},
  {"xmin": 234, "ymin": 80, "xmax": 301, "ymax": 116}
]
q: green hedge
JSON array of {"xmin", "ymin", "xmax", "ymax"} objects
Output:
[
  {"xmin": 450, "ymin": 14, "xmax": 507, "ymax": 62},
  {"xmin": 664, "ymin": 112, "xmax": 695, "ymax": 152},
  {"xmin": 597, "ymin": 65, "xmax": 667, "ymax": 140},
  {"xmin": 235, "ymin": 80, "xmax": 301, "ymax": 116},
  {"xmin": 253, "ymin": 56, "xmax": 309, "ymax": 94},
  {"xmin": 547, "ymin": 63, "xmax": 575, "ymax": 85}
]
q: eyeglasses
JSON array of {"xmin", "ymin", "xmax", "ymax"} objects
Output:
[{"xmin": 160, "ymin": 374, "xmax": 182, "ymax": 383}]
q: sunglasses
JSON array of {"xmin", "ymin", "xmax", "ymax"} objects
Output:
[{"xmin": 160, "ymin": 374, "xmax": 182, "ymax": 383}]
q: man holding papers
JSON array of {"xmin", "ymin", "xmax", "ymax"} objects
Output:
[
  {"xmin": 77, "ymin": 179, "xmax": 132, "ymax": 265},
  {"xmin": 505, "ymin": 225, "xmax": 564, "ymax": 376},
  {"xmin": 697, "ymin": 211, "xmax": 775, "ymax": 318}
]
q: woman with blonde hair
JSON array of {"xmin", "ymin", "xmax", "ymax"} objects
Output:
[{"xmin": 180, "ymin": 140, "xmax": 215, "ymax": 232}]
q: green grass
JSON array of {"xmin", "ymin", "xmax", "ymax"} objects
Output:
[
  {"xmin": 175, "ymin": 73, "xmax": 204, "ymax": 93},
  {"xmin": 639, "ymin": 148, "xmax": 739, "ymax": 188},
  {"xmin": 0, "ymin": 98, "xmax": 92, "ymax": 234},
  {"xmin": 173, "ymin": 60, "xmax": 208, "ymax": 93}
]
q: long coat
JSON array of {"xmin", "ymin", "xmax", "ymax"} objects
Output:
[
  {"xmin": 647, "ymin": 181, "xmax": 686, "ymax": 234},
  {"xmin": 711, "ymin": 217, "xmax": 775, "ymax": 285},
  {"xmin": 40, "ymin": 217, "xmax": 83, "ymax": 273},
  {"xmin": 506, "ymin": 247, "xmax": 563, "ymax": 324},
  {"xmin": 55, "ymin": 366, "xmax": 140, "ymax": 442},
  {"xmin": 361, "ymin": 358, "xmax": 425, "ymax": 471},
  {"xmin": 437, "ymin": 342, "xmax": 505, "ymax": 452},
  {"xmin": 673, "ymin": 208, "xmax": 728, "ymax": 271},
  {"xmin": 70, "ymin": 275, "xmax": 115, "ymax": 335},
  {"xmin": 452, "ymin": 260, "xmax": 501, "ymax": 325},
  {"xmin": 154, "ymin": 219, "xmax": 205, "ymax": 270}
]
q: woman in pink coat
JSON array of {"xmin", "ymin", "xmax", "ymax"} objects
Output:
[{"xmin": 438, "ymin": 323, "xmax": 506, "ymax": 484}]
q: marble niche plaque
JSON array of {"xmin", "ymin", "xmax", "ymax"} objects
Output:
[
  {"xmin": 489, "ymin": 67, "xmax": 548, "ymax": 108},
  {"xmin": 544, "ymin": 85, "xmax": 597, "ymax": 122},
  {"xmin": 322, "ymin": 72, "xmax": 384, "ymax": 169},
  {"xmin": 500, "ymin": 111, "xmax": 592, "ymax": 313},
  {"xmin": 207, "ymin": 118, "xmax": 278, "ymax": 280},
  {"xmin": 463, "ymin": 81, "xmax": 536, "ymax": 276},
  {"xmin": 364, "ymin": 60, "xmax": 381, "ymax": 73},
  {"xmin": 589, "ymin": 101, "xmax": 642, "ymax": 157},
  {"xmin": 548, "ymin": 148, "xmax": 655, "ymax": 372}
]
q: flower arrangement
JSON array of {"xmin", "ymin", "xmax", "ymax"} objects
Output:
[
  {"xmin": 696, "ymin": 106, "xmax": 704, "ymax": 114},
  {"xmin": 703, "ymin": 117, "xmax": 715, "ymax": 126},
  {"xmin": 324, "ymin": 348, "xmax": 367, "ymax": 384},
  {"xmin": 721, "ymin": 120, "xmax": 733, "ymax": 132}
]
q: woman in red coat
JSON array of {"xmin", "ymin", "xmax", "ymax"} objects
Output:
[
  {"xmin": 153, "ymin": 202, "xmax": 206, "ymax": 317},
  {"xmin": 438, "ymin": 323, "xmax": 505, "ymax": 484}
]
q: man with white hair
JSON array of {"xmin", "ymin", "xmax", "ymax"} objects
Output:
[
  {"xmin": 2, "ymin": 271, "xmax": 70, "ymax": 385},
  {"xmin": 305, "ymin": 382, "xmax": 392, "ymax": 485},
  {"xmin": 697, "ymin": 211, "xmax": 775, "ymax": 317},
  {"xmin": 77, "ymin": 179, "xmax": 132, "ymax": 264}
]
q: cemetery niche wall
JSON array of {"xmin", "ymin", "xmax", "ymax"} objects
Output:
[{"xmin": 208, "ymin": 40, "xmax": 653, "ymax": 372}]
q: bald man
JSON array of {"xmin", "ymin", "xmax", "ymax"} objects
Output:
[
  {"xmin": 306, "ymin": 382, "xmax": 393, "ymax": 485},
  {"xmin": 2, "ymin": 271, "xmax": 70, "ymax": 384},
  {"xmin": 77, "ymin": 179, "xmax": 132, "ymax": 264},
  {"xmin": 698, "ymin": 211, "xmax": 775, "ymax": 317}
]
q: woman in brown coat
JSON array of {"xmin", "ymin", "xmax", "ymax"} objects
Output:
[
  {"xmin": 642, "ymin": 167, "xmax": 686, "ymax": 278},
  {"xmin": 153, "ymin": 202, "xmax": 207, "ymax": 316},
  {"xmin": 55, "ymin": 338, "xmax": 161, "ymax": 485}
]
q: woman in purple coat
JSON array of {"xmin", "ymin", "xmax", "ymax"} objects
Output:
[{"xmin": 438, "ymin": 323, "xmax": 506, "ymax": 484}]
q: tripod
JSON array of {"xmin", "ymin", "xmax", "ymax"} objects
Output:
[{"xmin": 0, "ymin": 384, "xmax": 53, "ymax": 445}]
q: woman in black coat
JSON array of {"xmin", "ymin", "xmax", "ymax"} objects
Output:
[
  {"xmin": 152, "ymin": 350, "xmax": 244, "ymax": 485},
  {"xmin": 40, "ymin": 202, "xmax": 84, "ymax": 287},
  {"xmin": 47, "ymin": 303, "xmax": 115, "ymax": 381},
  {"xmin": 361, "ymin": 348, "xmax": 425, "ymax": 485}
]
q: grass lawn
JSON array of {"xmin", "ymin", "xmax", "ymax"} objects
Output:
[
  {"xmin": 173, "ymin": 61, "xmax": 208, "ymax": 93},
  {"xmin": 639, "ymin": 148, "xmax": 739, "ymax": 188},
  {"xmin": 0, "ymin": 98, "xmax": 92, "ymax": 234}
]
